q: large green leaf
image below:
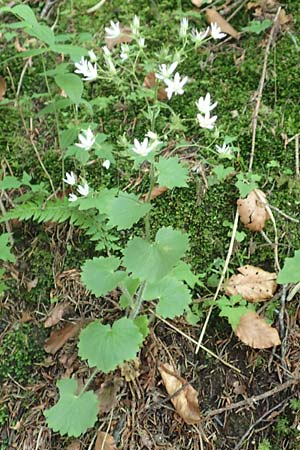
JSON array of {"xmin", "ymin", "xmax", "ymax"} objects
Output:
[
  {"xmin": 12, "ymin": 5, "xmax": 37, "ymax": 25},
  {"xmin": 78, "ymin": 318, "xmax": 143, "ymax": 372},
  {"xmin": 81, "ymin": 256, "xmax": 126, "ymax": 296},
  {"xmin": 277, "ymin": 250, "xmax": 300, "ymax": 283},
  {"xmin": 44, "ymin": 378, "xmax": 98, "ymax": 437},
  {"xmin": 107, "ymin": 192, "xmax": 151, "ymax": 230},
  {"xmin": 55, "ymin": 74, "xmax": 83, "ymax": 105},
  {"xmin": 156, "ymin": 156, "xmax": 188, "ymax": 189},
  {"xmin": 123, "ymin": 226, "xmax": 189, "ymax": 283},
  {"xmin": 0, "ymin": 176, "xmax": 21, "ymax": 190},
  {"xmin": 144, "ymin": 276, "xmax": 192, "ymax": 318}
]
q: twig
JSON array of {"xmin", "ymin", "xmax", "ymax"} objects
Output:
[
  {"xmin": 295, "ymin": 134, "xmax": 299, "ymax": 177},
  {"xmin": 195, "ymin": 209, "xmax": 239, "ymax": 354},
  {"xmin": 287, "ymin": 282, "xmax": 300, "ymax": 302},
  {"xmin": 269, "ymin": 204, "xmax": 299, "ymax": 223},
  {"xmin": 249, "ymin": 7, "xmax": 281, "ymax": 172},
  {"xmin": 204, "ymin": 376, "xmax": 299, "ymax": 418},
  {"xmin": 35, "ymin": 427, "xmax": 44, "ymax": 450},
  {"xmin": 279, "ymin": 284, "xmax": 287, "ymax": 340},
  {"xmin": 233, "ymin": 397, "xmax": 290, "ymax": 450},
  {"xmin": 151, "ymin": 310, "xmax": 241, "ymax": 373},
  {"xmin": 87, "ymin": 0, "xmax": 106, "ymax": 13}
]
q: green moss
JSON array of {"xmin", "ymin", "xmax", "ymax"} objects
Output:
[{"xmin": 0, "ymin": 323, "xmax": 46, "ymax": 384}]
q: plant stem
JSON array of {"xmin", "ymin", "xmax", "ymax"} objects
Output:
[
  {"xmin": 80, "ymin": 368, "xmax": 98, "ymax": 395},
  {"xmin": 130, "ymin": 281, "xmax": 146, "ymax": 319}
]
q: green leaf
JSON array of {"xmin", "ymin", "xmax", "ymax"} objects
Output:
[
  {"xmin": 28, "ymin": 23, "xmax": 55, "ymax": 46},
  {"xmin": 213, "ymin": 164, "xmax": 234, "ymax": 181},
  {"xmin": 55, "ymin": 74, "xmax": 83, "ymax": 105},
  {"xmin": 44, "ymin": 378, "xmax": 98, "ymax": 437},
  {"xmin": 0, "ymin": 176, "xmax": 21, "ymax": 190},
  {"xmin": 78, "ymin": 318, "xmax": 143, "ymax": 372},
  {"xmin": 242, "ymin": 19, "xmax": 272, "ymax": 34},
  {"xmin": 12, "ymin": 5, "xmax": 37, "ymax": 25},
  {"xmin": 144, "ymin": 276, "xmax": 192, "ymax": 318},
  {"xmin": 50, "ymin": 44, "xmax": 88, "ymax": 59},
  {"xmin": 123, "ymin": 227, "xmax": 189, "ymax": 283},
  {"xmin": 156, "ymin": 156, "xmax": 188, "ymax": 189},
  {"xmin": 81, "ymin": 256, "xmax": 126, "ymax": 296},
  {"xmin": 0, "ymin": 233, "xmax": 15, "ymax": 262},
  {"xmin": 217, "ymin": 296, "xmax": 254, "ymax": 331},
  {"xmin": 60, "ymin": 127, "xmax": 78, "ymax": 149},
  {"xmin": 134, "ymin": 315, "xmax": 149, "ymax": 339},
  {"xmin": 235, "ymin": 173, "xmax": 261, "ymax": 198},
  {"xmin": 277, "ymin": 250, "xmax": 300, "ymax": 283},
  {"xmin": 170, "ymin": 261, "xmax": 201, "ymax": 288},
  {"xmin": 119, "ymin": 276, "xmax": 139, "ymax": 309},
  {"xmin": 107, "ymin": 192, "xmax": 151, "ymax": 230}
]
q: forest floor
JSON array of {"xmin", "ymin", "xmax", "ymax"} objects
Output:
[{"xmin": 1, "ymin": 0, "xmax": 300, "ymax": 449}]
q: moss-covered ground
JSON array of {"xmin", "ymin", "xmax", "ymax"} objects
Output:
[{"xmin": 0, "ymin": 0, "xmax": 300, "ymax": 449}]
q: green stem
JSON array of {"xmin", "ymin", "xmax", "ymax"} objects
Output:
[
  {"xmin": 144, "ymin": 163, "xmax": 156, "ymax": 241},
  {"xmin": 130, "ymin": 281, "xmax": 146, "ymax": 319},
  {"xmin": 80, "ymin": 368, "xmax": 98, "ymax": 395}
]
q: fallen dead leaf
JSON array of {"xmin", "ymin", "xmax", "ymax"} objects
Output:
[
  {"xmin": 236, "ymin": 310, "xmax": 281, "ymax": 348},
  {"xmin": 233, "ymin": 380, "xmax": 247, "ymax": 396},
  {"xmin": 121, "ymin": 358, "xmax": 140, "ymax": 381},
  {"xmin": 206, "ymin": 8, "xmax": 239, "ymax": 39},
  {"xmin": 0, "ymin": 76, "xmax": 6, "ymax": 101},
  {"xmin": 158, "ymin": 363, "xmax": 201, "ymax": 425},
  {"xmin": 97, "ymin": 377, "xmax": 123, "ymax": 415},
  {"xmin": 44, "ymin": 322, "xmax": 82, "ymax": 354},
  {"xmin": 14, "ymin": 37, "xmax": 27, "ymax": 52},
  {"xmin": 237, "ymin": 189, "xmax": 269, "ymax": 231},
  {"xmin": 105, "ymin": 27, "xmax": 132, "ymax": 50},
  {"xmin": 20, "ymin": 311, "xmax": 33, "ymax": 323},
  {"xmin": 26, "ymin": 276, "xmax": 39, "ymax": 292},
  {"xmin": 66, "ymin": 440, "xmax": 81, "ymax": 450},
  {"xmin": 225, "ymin": 265, "xmax": 277, "ymax": 302},
  {"xmin": 191, "ymin": 0, "xmax": 203, "ymax": 6},
  {"xmin": 95, "ymin": 431, "xmax": 118, "ymax": 450},
  {"xmin": 44, "ymin": 301, "xmax": 70, "ymax": 328},
  {"xmin": 143, "ymin": 72, "xmax": 168, "ymax": 101},
  {"xmin": 141, "ymin": 185, "xmax": 168, "ymax": 202}
]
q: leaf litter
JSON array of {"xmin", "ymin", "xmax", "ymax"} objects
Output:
[
  {"xmin": 95, "ymin": 431, "xmax": 118, "ymax": 450},
  {"xmin": 237, "ymin": 189, "xmax": 269, "ymax": 231},
  {"xmin": 236, "ymin": 310, "xmax": 281, "ymax": 349},
  {"xmin": 44, "ymin": 321, "xmax": 83, "ymax": 354},
  {"xmin": 205, "ymin": 8, "xmax": 239, "ymax": 39}
]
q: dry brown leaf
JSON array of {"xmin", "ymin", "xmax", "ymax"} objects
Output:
[
  {"xmin": 206, "ymin": 8, "xmax": 239, "ymax": 39},
  {"xmin": 141, "ymin": 185, "xmax": 168, "ymax": 202},
  {"xmin": 26, "ymin": 276, "xmax": 39, "ymax": 292},
  {"xmin": 20, "ymin": 311, "xmax": 33, "ymax": 323},
  {"xmin": 233, "ymin": 380, "xmax": 247, "ymax": 396},
  {"xmin": 44, "ymin": 302, "xmax": 70, "ymax": 328},
  {"xmin": 278, "ymin": 9, "xmax": 293, "ymax": 28},
  {"xmin": 143, "ymin": 72, "xmax": 168, "ymax": 101},
  {"xmin": 95, "ymin": 432, "xmax": 118, "ymax": 450},
  {"xmin": 0, "ymin": 76, "xmax": 6, "ymax": 101},
  {"xmin": 66, "ymin": 440, "xmax": 81, "ymax": 450},
  {"xmin": 225, "ymin": 265, "xmax": 277, "ymax": 302},
  {"xmin": 44, "ymin": 322, "xmax": 82, "ymax": 354},
  {"xmin": 105, "ymin": 27, "xmax": 132, "ymax": 50},
  {"xmin": 97, "ymin": 377, "xmax": 123, "ymax": 415},
  {"xmin": 191, "ymin": 0, "xmax": 203, "ymax": 7},
  {"xmin": 236, "ymin": 310, "xmax": 281, "ymax": 348},
  {"xmin": 237, "ymin": 189, "xmax": 269, "ymax": 231},
  {"xmin": 121, "ymin": 358, "xmax": 140, "ymax": 381},
  {"xmin": 158, "ymin": 363, "xmax": 201, "ymax": 425}
]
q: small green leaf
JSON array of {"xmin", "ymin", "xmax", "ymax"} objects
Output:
[
  {"xmin": 217, "ymin": 296, "xmax": 254, "ymax": 331},
  {"xmin": 134, "ymin": 315, "xmax": 149, "ymax": 339},
  {"xmin": 81, "ymin": 256, "xmax": 126, "ymax": 296},
  {"xmin": 50, "ymin": 44, "xmax": 88, "ymax": 59},
  {"xmin": 277, "ymin": 250, "xmax": 300, "ymax": 283},
  {"xmin": 213, "ymin": 164, "xmax": 234, "ymax": 181},
  {"xmin": 242, "ymin": 19, "xmax": 272, "ymax": 34},
  {"xmin": 107, "ymin": 192, "xmax": 151, "ymax": 230},
  {"xmin": 0, "ymin": 234, "xmax": 15, "ymax": 262},
  {"xmin": 29, "ymin": 23, "xmax": 55, "ymax": 46},
  {"xmin": 0, "ymin": 176, "xmax": 21, "ymax": 190},
  {"xmin": 78, "ymin": 318, "xmax": 143, "ymax": 372},
  {"xmin": 170, "ymin": 261, "xmax": 201, "ymax": 288},
  {"xmin": 123, "ymin": 227, "xmax": 189, "ymax": 283},
  {"xmin": 156, "ymin": 156, "xmax": 188, "ymax": 189},
  {"xmin": 44, "ymin": 378, "xmax": 98, "ymax": 437},
  {"xmin": 55, "ymin": 74, "xmax": 83, "ymax": 105},
  {"xmin": 235, "ymin": 173, "xmax": 261, "ymax": 197},
  {"xmin": 119, "ymin": 276, "xmax": 139, "ymax": 309},
  {"xmin": 12, "ymin": 5, "xmax": 37, "ymax": 25},
  {"xmin": 60, "ymin": 127, "xmax": 78, "ymax": 149}
]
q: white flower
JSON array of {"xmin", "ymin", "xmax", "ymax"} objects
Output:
[
  {"xmin": 105, "ymin": 57, "xmax": 117, "ymax": 74},
  {"xmin": 74, "ymin": 57, "xmax": 97, "ymax": 81},
  {"xmin": 131, "ymin": 15, "xmax": 140, "ymax": 35},
  {"xmin": 179, "ymin": 18, "xmax": 189, "ymax": 38},
  {"xmin": 63, "ymin": 171, "xmax": 77, "ymax": 186},
  {"xmin": 88, "ymin": 50, "xmax": 97, "ymax": 62},
  {"xmin": 196, "ymin": 93, "xmax": 218, "ymax": 115},
  {"xmin": 210, "ymin": 22, "xmax": 226, "ymax": 40},
  {"xmin": 164, "ymin": 72, "xmax": 188, "ymax": 100},
  {"xmin": 155, "ymin": 62, "xmax": 178, "ymax": 81},
  {"xmin": 75, "ymin": 128, "xmax": 95, "ymax": 151},
  {"xmin": 146, "ymin": 130, "xmax": 158, "ymax": 140},
  {"xmin": 68, "ymin": 193, "xmax": 78, "ymax": 202},
  {"xmin": 102, "ymin": 159, "xmax": 111, "ymax": 169},
  {"xmin": 77, "ymin": 182, "xmax": 90, "ymax": 197},
  {"xmin": 120, "ymin": 44, "xmax": 129, "ymax": 60},
  {"xmin": 138, "ymin": 37, "xmax": 145, "ymax": 48},
  {"xmin": 105, "ymin": 20, "xmax": 121, "ymax": 39},
  {"xmin": 197, "ymin": 112, "xmax": 217, "ymax": 130},
  {"xmin": 132, "ymin": 138, "xmax": 153, "ymax": 157},
  {"xmin": 216, "ymin": 143, "xmax": 231, "ymax": 155},
  {"xmin": 191, "ymin": 27, "xmax": 210, "ymax": 46},
  {"xmin": 102, "ymin": 46, "xmax": 111, "ymax": 57}
]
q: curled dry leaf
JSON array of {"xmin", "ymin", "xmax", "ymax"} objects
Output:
[
  {"xmin": 97, "ymin": 377, "xmax": 123, "ymax": 415},
  {"xmin": 206, "ymin": 8, "xmax": 239, "ymax": 39},
  {"xmin": 44, "ymin": 322, "xmax": 82, "ymax": 354},
  {"xmin": 225, "ymin": 265, "xmax": 277, "ymax": 302},
  {"xmin": 237, "ymin": 189, "xmax": 269, "ymax": 231},
  {"xmin": 158, "ymin": 363, "xmax": 201, "ymax": 425},
  {"xmin": 44, "ymin": 301, "xmax": 70, "ymax": 328},
  {"xmin": 143, "ymin": 72, "xmax": 168, "ymax": 101},
  {"xmin": 95, "ymin": 431, "xmax": 118, "ymax": 450},
  {"xmin": 0, "ymin": 76, "xmax": 6, "ymax": 101},
  {"xmin": 105, "ymin": 27, "xmax": 132, "ymax": 50},
  {"xmin": 236, "ymin": 310, "xmax": 281, "ymax": 348},
  {"xmin": 141, "ymin": 185, "xmax": 168, "ymax": 201}
]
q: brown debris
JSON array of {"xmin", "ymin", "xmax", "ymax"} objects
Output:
[
  {"xmin": 236, "ymin": 310, "xmax": 281, "ymax": 348},
  {"xmin": 105, "ymin": 27, "xmax": 132, "ymax": 50},
  {"xmin": 97, "ymin": 377, "xmax": 123, "ymax": 415},
  {"xmin": 95, "ymin": 432, "xmax": 118, "ymax": 450},
  {"xmin": 0, "ymin": 76, "xmax": 6, "ymax": 101},
  {"xmin": 44, "ymin": 301, "xmax": 71, "ymax": 328},
  {"xmin": 237, "ymin": 189, "xmax": 269, "ymax": 231},
  {"xmin": 44, "ymin": 322, "xmax": 82, "ymax": 354},
  {"xmin": 206, "ymin": 8, "xmax": 239, "ymax": 39},
  {"xmin": 143, "ymin": 72, "xmax": 168, "ymax": 101}
]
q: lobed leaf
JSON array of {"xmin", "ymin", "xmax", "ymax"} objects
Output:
[
  {"xmin": 277, "ymin": 250, "xmax": 300, "ymax": 284},
  {"xmin": 156, "ymin": 156, "xmax": 188, "ymax": 189},
  {"xmin": 81, "ymin": 256, "xmax": 126, "ymax": 297}
]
